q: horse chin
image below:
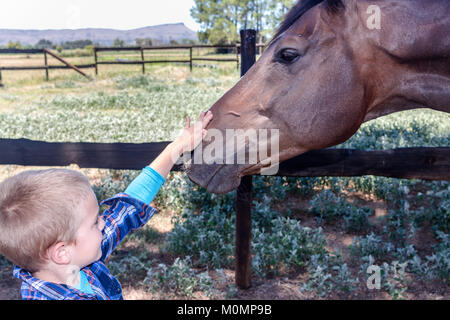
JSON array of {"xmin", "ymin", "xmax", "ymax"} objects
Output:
[{"xmin": 185, "ymin": 162, "xmax": 247, "ymax": 194}]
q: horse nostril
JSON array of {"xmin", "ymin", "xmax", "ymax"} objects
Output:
[{"xmin": 227, "ymin": 111, "xmax": 241, "ymax": 117}]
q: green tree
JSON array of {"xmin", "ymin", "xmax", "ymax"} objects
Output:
[
  {"xmin": 61, "ymin": 40, "xmax": 93, "ymax": 50},
  {"xmin": 266, "ymin": 0, "xmax": 296, "ymax": 31},
  {"xmin": 135, "ymin": 38, "xmax": 152, "ymax": 47},
  {"xmin": 84, "ymin": 45, "xmax": 94, "ymax": 55},
  {"xmin": 191, "ymin": 0, "xmax": 242, "ymax": 44},
  {"xmin": 113, "ymin": 38, "xmax": 125, "ymax": 47},
  {"xmin": 181, "ymin": 38, "xmax": 196, "ymax": 45},
  {"xmin": 191, "ymin": 0, "xmax": 295, "ymax": 44},
  {"xmin": 35, "ymin": 39, "xmax": 54, "ymax": 49},
  {"xmin": 7, "ymin": 41, "xmax": 23, "ymax": 49}
]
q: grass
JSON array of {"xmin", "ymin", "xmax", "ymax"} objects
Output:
[{"xmin": 0, "ymin": 54, "xmax": 449, "ymax": 300}]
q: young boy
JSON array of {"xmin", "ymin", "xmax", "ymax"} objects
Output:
[{"xmin": 0, "ymin": 111, "xmax": 213, "ymax": 300}]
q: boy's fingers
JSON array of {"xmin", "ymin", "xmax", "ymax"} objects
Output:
[
  {"xmin": 202, "ymin": 111, "xmax": 213, "ymax": 127},
  {"xmin": 192, "ymin": 111, "xmax": 212, "ymax": 130}
]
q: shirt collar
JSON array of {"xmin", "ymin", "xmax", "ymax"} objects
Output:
[{"xmin": 13, "ymin": 265, "xmax": 92, "ymax": 300}]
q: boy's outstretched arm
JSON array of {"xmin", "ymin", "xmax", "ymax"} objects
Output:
[
  {"xmin": 149, "ymin": 110, "xmax": 213, "ymax": 179},
  {"xmin": 99, "ymin": 110, "xmax": 213, "ymax": 261}
]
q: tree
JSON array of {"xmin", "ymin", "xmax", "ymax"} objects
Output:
[
  {"xmin": 35, "ymin": 39, "xmax": 54, "ymax": 49},
  {"xmin": 7, "ymin": 41, "xmax": 23, "ymax": 49},
  {"xmin": 191, "ymin": 0, "xmax": 296, "ymax": 44},
  {"xmin": 113, "ymin": 38, "xmax": 125, "ymax": 47},
  {"xmin": 266, "ymin": 0, "xmax": 296, "ymax": 32},
  {"xmin": 135, "ymin": 38, "xmax": 152, "ymax": 47},
  {"xmin": 61, "ymin": 40, "xmax": 93, "ymax": 50},
  {"xmin": 84, "ymin": 45, "xmax": 94, "ymax": 55},
  {"xmin": 181, "ymin": 38, "xmax": 197, "ymax": 45}
]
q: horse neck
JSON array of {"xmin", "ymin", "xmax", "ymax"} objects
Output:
[{"xmin": 348, "ymin": 0, "xmax": 450, "ymax": 122}]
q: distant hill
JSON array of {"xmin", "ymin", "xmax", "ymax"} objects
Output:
[{"xmin": 0, "ymin": 23, "xmax": 198, "ymax": 46}]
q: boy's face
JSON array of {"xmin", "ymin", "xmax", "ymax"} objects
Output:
[{"xmin": 70, "ymin": 191, "xmax": 105, "ymax": 268}]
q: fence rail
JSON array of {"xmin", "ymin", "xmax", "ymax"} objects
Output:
[
  {"xmin": 0, "ymin": 138, "xmax": 448, "ymax": 180},
  {"xmin": 0, "ymin": 48, "xmax": 44, "ymax": 54}
]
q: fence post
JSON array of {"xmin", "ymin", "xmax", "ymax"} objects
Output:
[
  {"xmin": 236, "ymin": 43, "xmax": 240, "ymax": 70},
  {"xmin": 189, "ymin": 47, "xmax": 193, "ymax": 72},
  {"xmin": 140, "ymin": 48, "xmax": 145, "ymax": 74},
  {"xmin": 235, "ymin": 29, "xmax": 256, "ymax": 290},
  {"xmin": 94, "ymin": 47, "xmax": 98, "ymax": 76},
  {"xmin": 44, "ymin": 51, "xmax": 49, "ymax": 81},
  {"xmin": 0, "ymin": 68, "xmax": 3, "ymax": 87}
]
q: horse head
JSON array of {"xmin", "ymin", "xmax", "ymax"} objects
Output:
[{"xmin": 186, "ymin": 0, "xmax": 450, "ymax": 194}]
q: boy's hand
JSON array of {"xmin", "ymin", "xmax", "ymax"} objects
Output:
[
  {"xmin": 175, "ymin": 110, "xmax": 213, "ymax": 154},
  {"xmin": 149, "ymin": 110, "xmax": 213, "ymax": 179}
]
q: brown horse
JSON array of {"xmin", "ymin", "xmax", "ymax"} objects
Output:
[{"xmin": 186, "ymin": 0, "xmax": 450, "ymax": 194}]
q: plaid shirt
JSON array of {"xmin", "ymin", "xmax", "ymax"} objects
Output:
[{"xmin": 13, "ymin": 193, "xmax": 158, "ymax": 300}]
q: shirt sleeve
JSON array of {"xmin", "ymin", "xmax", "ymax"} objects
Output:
[
  {"xmin": 98, "ymin": 193, "xmax": 158, "ymax": 261},
  {"xmin": 124, "ymin": 166, "xmax": 166, "ymax": 205}
]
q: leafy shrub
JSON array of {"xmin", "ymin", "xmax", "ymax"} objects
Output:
[
  {"xmin": 108, "ymin": 252, "xmax": 150, "ymax": 282},
  {"xmin": 114, "ymin": 75, "xmax": 170, "ymax": 91},
  {"xmin": 350, "ymin": 233, "xmax": 393, "ymax": 260},
  {"xmin": 92, "ymin": 170, "xmax": 137, "ymax": 201},
  {"xmin": 309, "ymin": 189, "xmax": 373, "ymax": 232},
  {"xmin": 165, "ymin": 189, "xmax": 329, "ymax": 277},
  {"xmin": 164, "ymin": 206, "xmax": 235, "ymax": 269},
  {"xmin": 54, "ymin": 80, "xmax": 78, "ymax": 89},
  {"xmin": 252, "ymin": 217, "xmax": 328, "ymax": 277},
  {"xmin": 426, "ymin": 231, "xmax": 450, "ymax": 282},
  {"xmin": 301, "ymin": 252, "xmax": 359, "ymax": 297},
  {"xmin": 143, "ymin": 256, "xmax": 214, "ymax": 298}
]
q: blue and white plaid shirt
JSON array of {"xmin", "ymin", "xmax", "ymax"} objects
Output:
[{"xmin": 13, "ymin": 193, "xmax": 158, "ymax": 300}]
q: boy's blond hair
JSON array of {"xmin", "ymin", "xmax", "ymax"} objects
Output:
[{"xmin": 0, "ymin": 169, "xmax": 93, "ymax": 272}]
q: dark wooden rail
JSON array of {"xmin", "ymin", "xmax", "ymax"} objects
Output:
[
  {"xmin": 0, "ymin": 64, "xmax": 95, "ymax": 71},
  {"xmin": 0, "ymin": 138, "xmax": 448, "ymax": 180},
  {"xmin": 0, "ymin": 49, "xmax": 44, "ymax": 54}
]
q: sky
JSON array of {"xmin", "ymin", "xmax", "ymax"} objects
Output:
[{"xmin": 0, "ymin": 0, "xmax": 201, "ymax": 31}]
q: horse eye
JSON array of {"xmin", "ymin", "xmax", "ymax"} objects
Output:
[{"xmin": 276, "ymin": 48, "xmax": 301, "ymax": 64}]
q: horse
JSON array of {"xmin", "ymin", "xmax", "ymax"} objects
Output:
[{"xmin": 186, "ymin": 0, "xmax": 450, "ymax": 194}]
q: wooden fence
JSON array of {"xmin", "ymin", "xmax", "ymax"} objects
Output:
[
  {"xmin": 0, "ymin": 43, "xmax": 266, "ymax": 83},
  {"xmin": 0, "ymin": 48, "xmax": 94, "ymax": 81},
  {"xmin": 0, "ymin": 31, "xmax": 449, "ymax": 289}
]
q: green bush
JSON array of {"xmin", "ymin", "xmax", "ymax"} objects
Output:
[
  {"xmin": 309, "ymin": 189, "xmax": 373, "ymax": 232},
  {"xmin": 252, "ymin": 217, "xmax": 328, "ymax": 277},
  {"xmin": 143, "ymin": 256, "xmax": 215, "ymax": 298}
]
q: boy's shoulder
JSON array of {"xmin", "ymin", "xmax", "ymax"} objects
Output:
[
  {"xmin": 13, "ymin": 266, "xmax": 84, "ymax": 300},
  {"xmin": 13, "ymin": 261, "xmax": 121, "ymax": 300}
]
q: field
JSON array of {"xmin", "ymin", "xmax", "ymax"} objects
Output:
[{"xmin": 0, "ymin": 51, "xmax": 449, "ymax": 300}]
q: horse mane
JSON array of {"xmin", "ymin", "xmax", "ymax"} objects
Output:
[{"xmin": 270, "ymin": 0, "xmax": 344, "ymax": 43}]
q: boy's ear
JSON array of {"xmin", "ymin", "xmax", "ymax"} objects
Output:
[{"xmin": 49, "ymin": 242, "xmax": 72, "ymax": 265}]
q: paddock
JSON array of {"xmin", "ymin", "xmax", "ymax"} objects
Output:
[{"xmin": 0, "ymin": 30, "xmax": 448, "ymax": 297}]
